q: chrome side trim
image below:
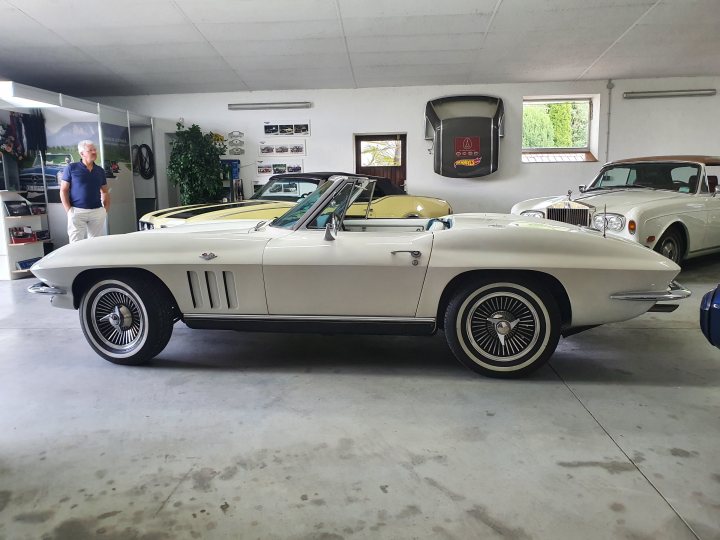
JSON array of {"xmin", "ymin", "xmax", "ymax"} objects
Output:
[
  {"xmin": 610, "ymin": 280, "xmax": 691, "ymax": 301},
  {"xmin": 28, "ymin": 282, "xmax": 67, "ymax": 295},
  {"xmin": 184, "ymin": 314, "xmax": 435, "ymax": 323}
]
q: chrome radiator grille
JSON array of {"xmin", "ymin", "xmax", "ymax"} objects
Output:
[{"xmin": 546, "ymin": 207, "xmax": 591, "ymax": 227}]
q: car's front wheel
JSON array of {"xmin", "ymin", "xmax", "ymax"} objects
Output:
[
  {"xmin": 654, "ymin": 229, "xmax": 684, "ymax": 265},
  {"xmin": 79, "ymin": 276, "xmax": 174, "ymax": 365},
  {"xmin": 444, "ymin": 279, "xmax": 561, "ymax": 378}
]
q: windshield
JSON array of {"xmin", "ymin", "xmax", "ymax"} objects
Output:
[
  {"xmin": 252, "ymin": 177, "xmax": 321, "ymax": 202},
  {"xmin": 271, "ymin": 181, "xmax": 336, "ymax": 229},
  {"xmin": 588, "ymin": 163, "xmax": 702, "ymax": 193},
  {"xmin": 271, "ymin": 178, "xmax": 374, "ymax": 230}
]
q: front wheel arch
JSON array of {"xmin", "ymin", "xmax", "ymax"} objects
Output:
[
  {"xmin": 436, "ymin": 270, "xmax": 572, "ymax": 330},
  {"xmin": 653, "ymin": 223, "xmax": 688, "ymax": 263},
  {"xmin": 73, "ymin": 268, "xmax": 180, "ymax": 317}
]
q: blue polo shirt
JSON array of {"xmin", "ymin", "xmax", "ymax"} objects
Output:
[{"xmin": 61, "ymin": 162, "xmax": 107, "ymax": 209}]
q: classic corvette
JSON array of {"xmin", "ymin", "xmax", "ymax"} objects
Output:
[
  {"xmin": 29, "ymin": 174, "xmax": 689, "ymax": 378},
  {"xmin": 138, "ymin": 172, "xmax": 452, "ymax": 229},
  {"xmin": 511, "ymin": 156, "xmax": 720, "ymax": 264}
]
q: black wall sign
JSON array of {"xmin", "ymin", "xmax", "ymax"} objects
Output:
[{"xmin": 425, "ymin": 95, "xmax": 504, "ymax": 178}]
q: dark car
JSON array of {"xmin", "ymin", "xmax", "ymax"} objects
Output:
[{"xmin": 700, "ymin": 285, "xmax": 720, "ymax": 347}]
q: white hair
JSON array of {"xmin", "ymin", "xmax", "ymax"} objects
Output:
[{"xmin": 78, "ymin": 140, "xmax": 96, "ymax": 154}]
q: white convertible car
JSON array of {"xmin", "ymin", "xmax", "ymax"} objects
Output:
[
  {"xmin": 29, "ymin": 174, "xmax": 689, "ymax": 378},
  {"xmin": 511, "ymin": 156, "xmax": 720, "ymax": 264}
]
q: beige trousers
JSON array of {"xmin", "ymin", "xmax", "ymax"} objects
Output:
[{"xmin": 67, "ymin": 207, "xmax": 107, "ymax": 243}]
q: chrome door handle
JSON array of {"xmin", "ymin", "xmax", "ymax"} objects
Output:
[{"xmin": 391, "ymin": 250, "xmax": 421, "ymax": 257}]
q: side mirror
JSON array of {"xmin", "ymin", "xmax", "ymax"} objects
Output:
[
  {"xmin": 578, "ymin": 185, "xmax": 586, "ymax": 193},
  {"xmin": 324, "ymin": 213, "xmax": 339, "ymax": 241}
]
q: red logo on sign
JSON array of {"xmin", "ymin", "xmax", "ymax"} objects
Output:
[{"xmin": 454, "ymin": 136, "xmax": 480, "ymax": 158}]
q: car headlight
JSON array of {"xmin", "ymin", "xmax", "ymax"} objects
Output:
[
  {"xmin": 593, "ymin": 213, "xmax": 625, "ymax": 231},
  {"xmin": 521, "ymin": 210, "xmax": 545, "ymax": 218}
]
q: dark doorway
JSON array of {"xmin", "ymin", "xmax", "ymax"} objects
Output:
[{"xmin": 354, "ymin": 134, "xmax": 407, "ymax": 192}]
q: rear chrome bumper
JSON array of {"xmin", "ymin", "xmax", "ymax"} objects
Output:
[
  {"xmin": 610, "ymin": 280, "xmax": 691, "ymax": 302},
  {"xmin": 27, "ymin": 282, "xmax": 67, "ymax": 295}
]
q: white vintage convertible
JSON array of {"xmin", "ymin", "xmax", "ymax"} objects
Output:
[
  {"xmin": 511, "ymin": 156, "xmax": 720, "ymax": 264},
  {"xmin": 29, "ymin": 174, "xmax": 690, "ymax": 377}
]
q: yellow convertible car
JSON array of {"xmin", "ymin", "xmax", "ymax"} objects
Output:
[{"xmin": 138, "ymin": 172, "xmax": 452, "ymax": 229}]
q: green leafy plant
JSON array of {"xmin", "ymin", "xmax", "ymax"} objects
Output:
[{"xmin": 167, "ymin": 122, "xmax": 227, "ymax": 205}]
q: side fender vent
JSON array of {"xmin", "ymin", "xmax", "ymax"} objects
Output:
[{"xmin": 187, "ymin": 270, "xmax": 238, "ymax": 310}]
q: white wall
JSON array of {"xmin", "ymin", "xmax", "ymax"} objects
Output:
[{"xmin": 101, "ymin": 76, "xmax": 720, "ymax": 214}]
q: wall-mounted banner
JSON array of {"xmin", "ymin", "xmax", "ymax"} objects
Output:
[{"xmin": 425, "ymin": 95, "xmax": 504, "ymax": 178}]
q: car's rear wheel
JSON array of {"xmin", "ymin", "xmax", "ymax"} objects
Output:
[
  {"xmin": 445, "ymin": 279, "xmax": 561, "ymax": 378},
  {"xmin": 654, "ymin": 229, "xmax": 684, "ymax": 264},
  {"xmin": 79, "ymin": 276, "xmax": 174, "ymax": 365}
]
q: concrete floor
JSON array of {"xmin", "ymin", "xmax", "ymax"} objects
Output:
[{"xmin": 1, "ymin": 258, "xmax": 719, "ymax": 540}]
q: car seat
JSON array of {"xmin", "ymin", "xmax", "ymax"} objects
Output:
[{"xmin": 708, "ymin": 175, "xmax": 719, "ymax": 193}]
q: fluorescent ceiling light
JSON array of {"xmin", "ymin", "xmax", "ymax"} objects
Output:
[
  {"xmin": 623, "ymin": 89, "xmax": 716, "ymax": 99},
  {"xmin": 0, "ymin": 81, "xmax": 60, "ymax": 108},
  {"xmin": 228, "ymin": 101, "xmax": 312, "ymax": 110}
]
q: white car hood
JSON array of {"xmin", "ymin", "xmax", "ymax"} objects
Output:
[{"xmin": 452, "ymin": 212, "xmax": 600, "ymax": 233}]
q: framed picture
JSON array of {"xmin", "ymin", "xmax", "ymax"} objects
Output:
[
  {"xmin": 257, "ymin": 160, "xmax": 303, "ymax": 176},
  {"xmin": 258, "ymin": 140, "xmax": 306, "ymax": 157},
  {"xmin": 262, "ymin": 121, "xmax": 310, "ymax": 137}
]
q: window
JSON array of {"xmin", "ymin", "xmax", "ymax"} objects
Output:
[
  {"xmin": 359, "ymin": 139, "xmax": 402, "ymax": 167},
  {"xmin": 522, "ymin": 98, "xmax": 595, "ymax": 163}
]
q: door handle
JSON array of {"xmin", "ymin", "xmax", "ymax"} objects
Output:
[{"xmin": 391, "ymin": 250, "xmax": 421, "ymax": 257}]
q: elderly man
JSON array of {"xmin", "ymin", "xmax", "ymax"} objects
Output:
[{"xmin": 60, "ymin": 140, "xmax": 110, "ymax": 243}]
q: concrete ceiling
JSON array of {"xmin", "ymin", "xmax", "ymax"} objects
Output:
[{"xmin": 0, "ymin": 0, "xmax": 718, "ymax": 97}]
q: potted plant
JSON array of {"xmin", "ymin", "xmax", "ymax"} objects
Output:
[{"xmin": 167, "ymin": 122, "xmax": 228, "ymax": 205}]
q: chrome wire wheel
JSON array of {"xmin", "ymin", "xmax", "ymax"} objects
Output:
[
  {"xmin": 466, "ymin": 292, "xmax": 540, "ymax": 362},
  {"xmin": 91, "ymin": 287, "xmax": 146, "ymax": 353},
  {"xmin": 81, "ymin": 279, "xmax": 151, "ymax": 360},
  {"xmin": 79, "ymin": 276, "xmax": 175, "ymax": 365},
  {"xmin": 445, "ymin": 280, "xmax": 561, "ymax": 377}
]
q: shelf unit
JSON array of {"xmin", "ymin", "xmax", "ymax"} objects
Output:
[{"xmin": 1, "ymin": 191, "xmax": 45, "ymax": 280}]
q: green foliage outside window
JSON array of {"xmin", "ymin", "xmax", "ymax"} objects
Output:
[
  {"xmin": 522, "ymin": 106, "xmax": 554, "ymax": 148},
  {"xmin": 522, "ymin": 100, "xmax": 590, "ymax": 149},
  {"xmin": 167, "ymin": 122, "xmax": 228, "ymax": 205},
  {"xmin": 548, "ymin": 103, "xmax": 572, "ymax": 147},
  {"xmin": 570, "ymin": 101, "xmax": 590, "ymax": 147}
]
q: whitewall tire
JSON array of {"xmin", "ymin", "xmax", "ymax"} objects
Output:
[{"xmin": 445, "ymin": 279, "xmax": 561, "ymax": 378}]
